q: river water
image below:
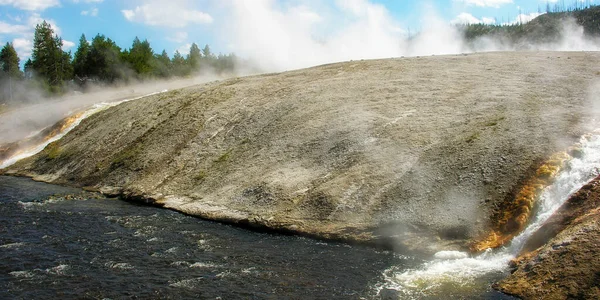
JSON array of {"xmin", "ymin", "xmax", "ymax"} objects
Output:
[{"xmin": 0, "ymin": 176, "xmax": 512, "ymax": 299}]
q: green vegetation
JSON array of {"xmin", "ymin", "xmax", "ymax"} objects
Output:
[
  {"xmin": 46, "ymin": 142, "xmax": 63, "ymax": 159},
  {"xmin": 459, "ymin": 4, "xmax": 600, "ymax": 44},
  {"xmin": 110, "ymin": 144, "xmax": 142, "ymax": 169},
  {"xmin": 0, "ymin": 41, "xmax": 22, "ymax": 102},
  {"xmin": 0, "ymin": 21, "xmax": 238, "ymax": 103}
]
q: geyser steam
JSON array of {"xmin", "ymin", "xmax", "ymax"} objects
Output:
[{"xmin": 218, "ymin": 0, "xmax": 600, "ymax": 72}]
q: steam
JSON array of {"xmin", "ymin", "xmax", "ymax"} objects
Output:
[
  {"xmin": 3, "ymin": 0, "xmax": 599, "ymax": 145},
  {"xmin": 0, "ymin": 75, "xmax": 224, "ymax": 146},
  {"xmin": 219, "ymin": 0, "xmax": 600, "ymax": 72}
]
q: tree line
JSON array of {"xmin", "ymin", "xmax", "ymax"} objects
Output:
[
  {"xmin": 0, "ymin": 20, "xmax": 237, "ymax": 102},
  {"xmin": 459, "ymin": 3, "xmax": 599, "ymax": 43}
]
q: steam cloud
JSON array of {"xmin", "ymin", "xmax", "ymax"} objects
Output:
[
  {"xmin": 219, "ymin": 0, "xmax": 600, "ymax": 71},
  {"xmin": 2, "ymin": 0, "xmax": 600, "ymax": 145}
]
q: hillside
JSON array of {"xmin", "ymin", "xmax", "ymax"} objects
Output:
[
  {"xmin": 3, "ymin": 52, "xmax": 600, "ymax": 253},
  {"xmin": 460, "ymin": 6, "xmax": 600, "ymax": 46}
]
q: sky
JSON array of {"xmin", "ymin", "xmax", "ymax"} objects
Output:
[{"xmin": 0, "ymin": 0, "xmax": 595, "ymax": 70}]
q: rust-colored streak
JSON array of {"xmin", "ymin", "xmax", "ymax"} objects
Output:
[
  {"xmin": 0, "ymin": 111, "xmax": 85, "ymax": 165},
  {"xmin": 43, "ymin": 112, "xmax": 85, "ymax": 142},
  {"xmin": 471, "ymin": 151, "xmax": 571, "ymax": 252}
]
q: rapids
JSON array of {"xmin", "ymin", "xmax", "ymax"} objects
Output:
[{"xmin": 0, "ymin": 176, "xmax": 511, "ymax": 299}]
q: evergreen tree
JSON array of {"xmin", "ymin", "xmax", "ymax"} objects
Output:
[
  {"xmin": 201, "ymin": 44, "xmax": 216, "ymax": 69},
  {"xmin": 23, "ymin": 59, "xmax": 33, "ymax": 79},
  {"xmin": 31, "ymin": 21, "xmax": 72, "ymax": 92},
  {"xmin": 202, "ymin": 44, "xmax": 213, "ymax": 58},
  {"xmin": 172, "ymin": 50, "xmax": 188, "ymax": 76},
  {"xmin": 73, "ymin": 34, "xmax": 90, "ymax": 79},
  {"xmin": 0, "ymin": 42, "xmax": 22, "ymax": 79},
  {"xmin": 125, "ymin": 37, "xmax": 154, "ymax": 77},
  {"xmin": 188, "ymin": 43, "xmax": 201, "ymax": 70},
  {"xmin": 0, "ymin": 42, "xmax": 22, "ymax": 102},
  {"xmin": 87, "ymin": 34, "xmax": 124, "ymax": 82},
  {"xmin": 152, "ymin": 49, "xmax": 172, "ymax": 78}
]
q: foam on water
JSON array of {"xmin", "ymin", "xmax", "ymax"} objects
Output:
[
  {"xmin": 0, "ymin": 242, "xmax": 25, "ymax": 249},
  {"xmin": 377, "ymin": 132, "xmax": 600, "ymax": 297},
  {"xmin": 0, "ymin": 90, "xmax": 168, "ymax": 169}
]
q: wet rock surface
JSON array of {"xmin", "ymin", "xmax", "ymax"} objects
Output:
[
  {"xmin": 4, "ymin": 52, "xmax": 600, "ymax": 252},
  {"xmin": 495, "ymin": 175, "xmax": 600, "ymax": 299}
]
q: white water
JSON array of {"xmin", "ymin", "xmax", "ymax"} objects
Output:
[
  {"xmin": 377, "ymin": 132, "xmax": 600, "ymax": 297},
  {"xmin": 0, "ymin": 90, "xmax": 168, "ymax": 169}
]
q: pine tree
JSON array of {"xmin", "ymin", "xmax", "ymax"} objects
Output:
[
  {"xmin": 73, "ymin": 34, "xmax": 90, "ymax": 79},
  {"xmin": 31, "ymin": 21, "xmax": 72, "ymax": 92},
  {"xmin": 202, "ymin": 44, "xmax": 213, "ymax": 58},
  {"xmin": 201, "ymin": 44, "xmax": 216, "ymax": 69},
  {"xmin": 23, "ymin": 59, "xmax": 33, "ymax": 79},
  {"xmin": 152, "ymin": 49, "xmax": 172, "ymax": 78},
  {"xmin": 188, "ymin": 43, "xmax": 201, "ymax": 70},
  {"xmin": 125, "ymin": 37, "xmax": 154, "ymax": 77},
  {"xmin": 87, "ymin": 34, "xmax": 124, "ymax": 82},
  {"xmin": 0, "ymin": 42, "xmax": 22, "ymax": 79},
  {"xmin": 0, "ymin": 42, "xmax": 22, "ymax": 102},
  {"xmin": 172, "ymin": 50, "xmax": 188, "ymax": 76}
]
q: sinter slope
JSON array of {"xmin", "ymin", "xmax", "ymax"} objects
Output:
[{"xmin": 5, "ymin": 51, "xmax": 600, "ymax": 253}]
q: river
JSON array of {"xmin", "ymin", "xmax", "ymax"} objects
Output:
[{"xmin": 0, "ymin": 176, "xmax": 512, "ymax": 299}]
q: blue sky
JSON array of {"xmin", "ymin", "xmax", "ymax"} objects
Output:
[{"xmin": 0, "ymin": 0, "xmax": 593, "ymax": 65}]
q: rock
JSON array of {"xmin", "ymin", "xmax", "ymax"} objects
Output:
[
  {"xmin": 4, "ymin": 51, "xmax": 600, "ymax": 250},
  {"xmin": 495, "ymin": 175, "xmax": 600, "ymax": 299}
]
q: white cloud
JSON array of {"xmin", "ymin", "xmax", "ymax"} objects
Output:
[
  {"xmin": 122, "ymin": 1, "xmax": 213, "ymax": 28},
  {"xmin": 62, "ymin": 39, "xmax": 75, "ymax": 49},
  {"xmin": 167, "ymin": 31, "xmax": 188, "ymax": 43},
  {"xmin": 503, "ymin": 12, "xmax": 543, "ymax": 25},
  {"xmin": 175, "ymin": 43, "xmax": 191, "ymax": 56},
  {"xmin": 0, "ymin": 12, "xmax": 64, "ymax": 61},
  {"xmin": 0, "ymin": 0, "xmax": 60, "ymax": 11},
  {"xmin": 451, "ymin": 12, "xmax": 496, "ymax": 25},
  {"xmin": 454, "ymin": 0, "xmax": 513, "ymax": 8},
  {"xmin": 27, "ymin": 13, "xmax": 61, "ymax": 35},
  {"xmin": 72, "ymin": 0, "xmax": 103, "ymax": 2},
  {"xmin": 81, "ymin": 7, "xmax": 98, "ymax": 16},
  {"xmin": 0, "ymin": 21, "xmax": 30, "ymax": 34},
  {"xmin": 12, "ymin": 37, "xmax": 32, "ymax": 59}
]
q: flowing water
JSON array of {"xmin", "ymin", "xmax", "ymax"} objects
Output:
[
  {"xmin": 0, "ymin": 176, "xmax": 513, "ymax": 299},
  {"xmin": 377, "ymin": 132, "xmax": 600, "ymax": 299}
]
